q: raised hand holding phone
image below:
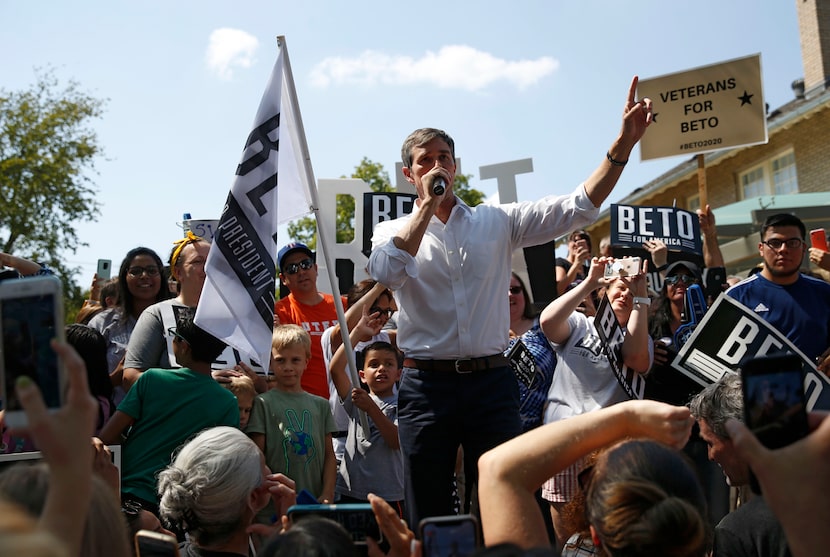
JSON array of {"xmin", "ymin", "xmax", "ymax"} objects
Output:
[
  {"xmin": 740, "ymin": 353, "xmax": 810, "ymax": 493},
  {"xmin": 0, "ymin": 275, "xmax": 66, "ymax": 428}
]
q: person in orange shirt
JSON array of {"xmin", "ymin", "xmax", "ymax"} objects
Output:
[{"xmin": 274, "ymin": 242, "xmax": 345, "ymax": 399}]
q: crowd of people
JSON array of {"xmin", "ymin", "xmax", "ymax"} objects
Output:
[{"xmin": 1, "ymin": 75, "xmax": 830, "ymax": 557}]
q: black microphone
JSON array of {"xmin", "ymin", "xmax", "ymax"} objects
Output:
[{"xmin": 433, "ymin": 178, "xmax": 446, "ymax": 196}]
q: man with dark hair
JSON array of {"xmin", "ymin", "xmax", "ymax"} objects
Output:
[
  {"xmin": 368, "ymin": 77, "xmax": 654, "ymax": 527},
  {"xmin": 689, "ymin": 373, "xmax": 791, "ymax": 556},
  {"xmin": 99, "ymin": 308, "xmax": 239, "ymax": 513},
  {"xmin": 726, "ymin": 212, "xmax": 830, "ymax": 361}
]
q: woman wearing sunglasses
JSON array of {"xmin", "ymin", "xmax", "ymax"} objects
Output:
[{"xmin": 644, "ymin": 260, "xmax": 704, "ymax": 406}]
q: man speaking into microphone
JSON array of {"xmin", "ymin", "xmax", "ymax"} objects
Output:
[{"xmin": 368, "ymin": 76, "xmax": 653, "ymax": 529}]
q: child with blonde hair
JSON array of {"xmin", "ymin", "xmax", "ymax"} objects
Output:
[{"xmin": 247, "ymin": 325, "xmax": 337, "ymax": 524}]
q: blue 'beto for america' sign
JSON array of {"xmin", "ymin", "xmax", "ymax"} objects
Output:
[{"xmin": 610, "ymin": 204, "xmax": 702, "ymax": 256}]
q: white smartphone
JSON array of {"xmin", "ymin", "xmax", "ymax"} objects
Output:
[
  {"xmin": 96, "ymin": 258, "xmax": 112, "ymax": 281},
  {"xmin": 134, "ymin": 529, "xmax": 179, "ymax": 557},
  {"xmin": 604, "ymin": 257, "xmax": 642, "ymax": 279},
  {"xmin": 0, "ymin": 275, "xmax": 66, "ymax": 428}
]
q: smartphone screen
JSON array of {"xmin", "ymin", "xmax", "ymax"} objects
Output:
[
  {"xmin": 741, "ymin": 354, "xmax": 809, "ymax": 450},
  {"xmin": 420, "ymin": 515, "xmax": 479, "ymax": 557},
  {"xmin": 287, "ymin": 504, "xmax": 381, "ymax": 546},
  {"xmin": 0, "ymin": 289, "xmax": 63, "ymax": 413}
]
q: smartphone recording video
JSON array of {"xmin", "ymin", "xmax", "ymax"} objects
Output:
[
  {"xmin": 740, "ymin": 353, "xmax": 809, "ymax": 493},
  {"xmin": 604, "ymin": 257, "xmax": 641, "ymax": 279},
  {"xmin": 0, "ymin": 276, "xmax": 66, "ymax": 428},
  {"xmin": 287, "ymin": 503, "xmax": 382, "ymax": 546},
  {"xmin": 419, "ymin": 515, "xmax": 480, "ymax": 557},
  {"xmin": 741, "ymin": 353, "xmax": 809, "ymax": 449}
]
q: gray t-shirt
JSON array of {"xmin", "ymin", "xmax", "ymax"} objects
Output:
[
  {"xmin": 124, "ymin": 299, "xmax": 186, "ymax": 370},
  {"xmin": 545, "ymin": 312, "xmax": 652, "ymax": 423},
  {"xmin": 336, "ymin": 392, "xmax": 403, "ymax": 501},
  {"xmin": 124, "ymin": 298, "xmax": 266, "ymax": 372}
]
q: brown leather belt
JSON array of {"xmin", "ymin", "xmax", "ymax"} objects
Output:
[{"xmin": 402, "ymin": 354, "xmax": 510, "ymax": 373}]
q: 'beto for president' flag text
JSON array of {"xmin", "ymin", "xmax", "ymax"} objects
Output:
[{"xmin": 195, "ymin": 38, "xmax": 313, "ymax": 370}]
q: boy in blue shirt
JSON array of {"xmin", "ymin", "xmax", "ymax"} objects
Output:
[{"xmin": 329, "ymin": 312, "xmax": 404, "ymax": 511}]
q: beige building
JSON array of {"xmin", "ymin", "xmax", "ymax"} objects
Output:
[{"xmin": 585, "ymin": 0, "xmax": 830, "ymax": 276}]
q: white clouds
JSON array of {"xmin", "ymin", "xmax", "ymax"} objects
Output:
[
  {"xmin": 205, "ymin": 28, "xmax": 259, "ymax": 80},
  {"xmin": 310, "ymin": 45, "xmax": 558, "ymax": 92}
]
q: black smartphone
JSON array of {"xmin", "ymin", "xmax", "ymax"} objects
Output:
[
  {"xmin": 419, "ymin": 514, "xmax": 479, "ymax": 557},
  {"xmin": 287, "ymin": 503, "xmax": 382, "ymax": 546},
  {"xmin": 740, "ymin": 353, "xmax": 809, "ymax": 492},
  {"xmin": 135, "ymin": 529, "xmax": 179, "ymax": 557}
]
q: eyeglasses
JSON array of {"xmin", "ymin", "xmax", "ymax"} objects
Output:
[
  {"xmin": 282, "ymin": 258, "xmax": 314, "ymax": 275},
  {"xmin": 761, "ymin": 238, "xmax": 804, "ymax": 250},
  {"xmin": 128, "ymin": 265, "xmax": 160, "ymax": 277},
  {"xmin": 370, "ymin": 306, "xmax": 394, "ymax": 318},
  {"xmin": 508, "ymin": 286, "xmax": 523, "ymax": 295},
  {"xmin": 167, "ymin": 326, "xmax": 188, "ymax": 343},
  {"xmin": 665, "ymin": 274, "xmax": 698, "ymax": 286}
]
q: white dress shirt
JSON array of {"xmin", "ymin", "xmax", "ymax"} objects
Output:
[{"xmin": 368, "ymin": 185, "xmax": 598, "ymax": 360}]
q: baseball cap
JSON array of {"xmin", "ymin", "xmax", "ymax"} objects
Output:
[
  {"xmin": 665, "ymin": 260, "xmax": 702, "ymax": 281},
  {"xmin": 278, "ymin": 242, "xmax": 314, "ymax": 271}
]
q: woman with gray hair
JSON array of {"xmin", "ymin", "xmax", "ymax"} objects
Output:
[{"xmin": 157, "ymin": 426, "xmax": 296, "ymax": 556}]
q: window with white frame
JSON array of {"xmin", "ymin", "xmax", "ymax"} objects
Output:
[
  {"xmin": 739, "ymin": 150, "xmax": 798, "ymax": 199},
  {"xmin": 687, "ymin": 194, "xmax": 701, "ymax": 213}
]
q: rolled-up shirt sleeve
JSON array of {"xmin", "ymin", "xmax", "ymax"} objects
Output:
[{"xmin": 367, "ymin": 218, "xmax": 419, "ymax": 290}]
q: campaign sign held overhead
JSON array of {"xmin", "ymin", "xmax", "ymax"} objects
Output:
[
  {"xmin": 637, "ymin": 53, "xmax": 767, "ymax": 161},
  {"xmin": 610, "ymin": 204, "xmax": 702, "ymax": 255}
]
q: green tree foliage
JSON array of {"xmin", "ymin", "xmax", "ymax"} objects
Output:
[
  {"xmin": 286, "ymin": 157, "xmax": 485, "ymax": 247},
  {"xmin": 0, "ymin": 69, "xmax": 107, "ymax": 316}
]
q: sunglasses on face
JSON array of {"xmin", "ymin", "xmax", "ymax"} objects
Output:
[
  {"xmin": 370, "ymin": 306, "xmax": 394, "ymax": 318},
  {"xmin": 665, "ymin": 274, "xmax": 698, "ymax": 286},
  {"xmin": 761, "ymin": 238, "xmax": 804, "ymax": 250},
  {"xmin": 509, "ymin": 286, "xmax": 523, "ymax": 295},
  {"xmin": 282, "ymin": 258, "xmax": 314, "ymax": 275},
  {"xmin": 128, "ymin": 265, "xmax": 160, "ymax": 277}
]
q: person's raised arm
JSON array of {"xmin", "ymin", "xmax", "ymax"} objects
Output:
[
  {"xmin": 329, "ymin": 281, "xmax": 390, "ymax": 354},
  {"xmin": 541, "ymin": 257, "xmax": 609, "ymax": 344},
  {"xmin": 642, "ymin": 239, "xmax": 668, "ymax": 277},
  {"xmin": 0, "ymin": 252, "xmax": 44, "ymax": 276},
  {"xmin": 329, "ymin": 309, "xmax": 383, "ymax": 399},
  {"xmin": 725, "ymin": 413, "xmax": 830, "ymax": 557},
  {"xmin": 14, "ymin": 340, "xmax": 99, "ymax": 557},
  {"xmin": 698, "ymin": 204, "xmax": 725, "ymax": 268},
  {"xmin": 621, "ymin": 259, "xmax": 653, "ymax": 373},
  {"xmin": 556, "ymin": 242, "xmax": 590, "ymax": 296},
  {"xmin": 582, "ymin": 76, "xmax": 653, "ymax": 207},
  {"xmin": 477, "ymin": 399, "xmax": 694, "ymax": 549}
]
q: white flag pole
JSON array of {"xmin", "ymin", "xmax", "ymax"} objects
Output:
[{"xmin": 278, "ymin": 36, "xmax": 370, "ymax": 436}]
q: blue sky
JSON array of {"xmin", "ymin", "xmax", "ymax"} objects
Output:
[{"xmin": 1, "ymin": 1, "xmax": 804, "ymax": 288}]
